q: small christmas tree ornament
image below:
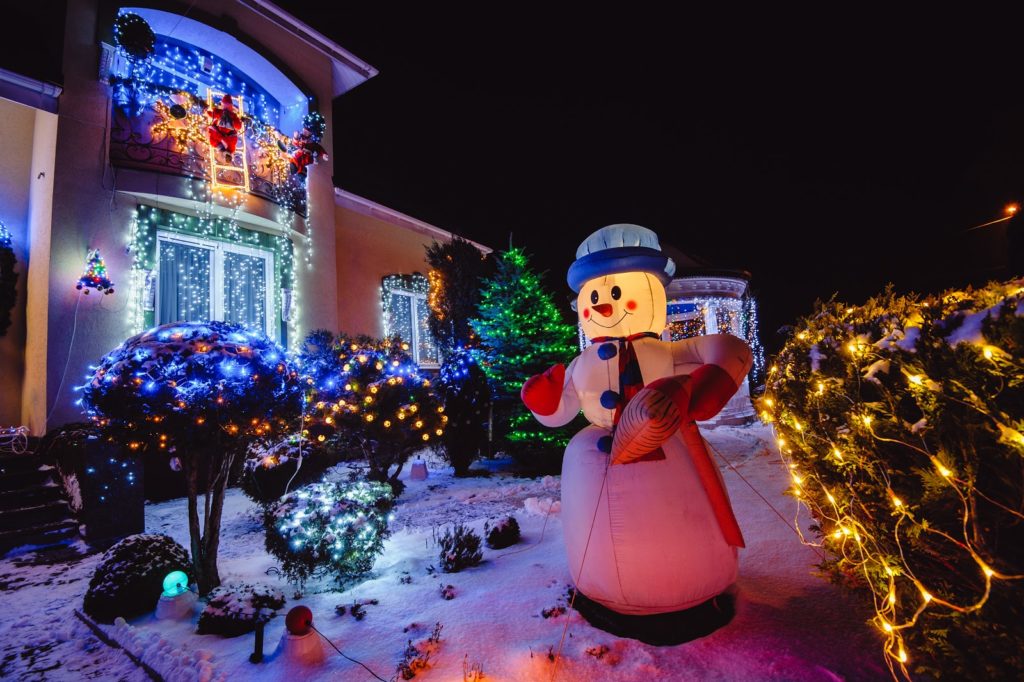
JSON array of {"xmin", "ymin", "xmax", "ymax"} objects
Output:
[{"xmin": 76, "ymin": 249, "xmax": 115, "ymax": 295}]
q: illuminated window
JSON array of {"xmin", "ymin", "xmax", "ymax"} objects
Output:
[
  {"xmin": 156, "ymin": 232, "xmax": 275, "ymax": 339},
  {"xmin": 382, "ymin": 275, "xmax": 439, "ymax": 368}
]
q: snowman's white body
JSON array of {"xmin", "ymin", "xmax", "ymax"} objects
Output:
[{"xmin": 536, "ymin": 333, "xmax": 750, "ymax": 614}]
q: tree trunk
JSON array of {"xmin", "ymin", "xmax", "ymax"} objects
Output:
[
  {"xmin": 184, "ymin": 457, "xmax": 209, "ymax": 595},
  {"xmin": 197, "ymin": 449, "xmax": 236, "ymax": 595}
]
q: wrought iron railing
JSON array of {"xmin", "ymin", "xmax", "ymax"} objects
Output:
[{"xmin": 109, "ymin": 105, "xmax": 307, "ymax": 217}]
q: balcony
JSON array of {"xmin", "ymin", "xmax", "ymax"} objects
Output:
[{"xmin": 109, "ymin": 103, "xmax": 307, "ymax": 217}]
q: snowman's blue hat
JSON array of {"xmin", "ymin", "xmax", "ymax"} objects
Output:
[{"xmin": 567, "ymin": 224, "xmax": 676, "ymax": 292}]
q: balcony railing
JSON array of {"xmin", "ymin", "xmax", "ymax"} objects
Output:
[{"xmin": 109, "ymin": 104, "xmax": 307, "ymax": 217}]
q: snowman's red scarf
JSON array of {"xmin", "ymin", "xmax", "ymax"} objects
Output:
[{"xmin": 591, "ymin": 331, "xmax": 745, "ymax": 548}]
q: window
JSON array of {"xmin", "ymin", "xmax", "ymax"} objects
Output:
[
  {"xmin": 156, "ymin": 231, "xmax": 275, "ymax": 339},
  {"xmin": 382, "ymin": 275, "xmax": 439, "ymax": 367}
]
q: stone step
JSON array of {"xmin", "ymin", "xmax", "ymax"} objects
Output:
[
  {"xmin": 0, "ymin": 466, "xmax": 54, "ymax": 492},
  {"xmin": 0, "ymin": 452, "xmax": 44, "ymax": 475},
  {"xmin": 0, "ymin": 499, "xmax": 72, "ymax": 531},
  {"xmin": 0, "ymin": 519, "xmax": 80, "ymax": 554},
  {"xmin": 0, "ymin": 483, "xmax": 63, "ymax": 510}
]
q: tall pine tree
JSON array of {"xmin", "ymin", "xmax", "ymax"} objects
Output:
[{"xmin": 470, "ymin": 248, "xmax": 581, "ymax": 470}]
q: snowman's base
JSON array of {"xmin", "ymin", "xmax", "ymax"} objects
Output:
[{"xmin": 569, "ymin": 588, "xmax": 735, "ymax": 646}]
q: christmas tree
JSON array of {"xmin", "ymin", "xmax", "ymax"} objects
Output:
[
  {"xmin": 470, "ymin": 248, "xmax": 580, "ymax": 468},
  {"xmin": 76, "ymin": 249, "xmax": 115, "ymax": 295},
  {"xmin": 425, "ymin": 236, "xmax": 494, "ymax": 355}
]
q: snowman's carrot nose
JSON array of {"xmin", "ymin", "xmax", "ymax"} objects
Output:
[{"xmin": 591, "ymin": 303, "xmax": 614, "ymax": 317}]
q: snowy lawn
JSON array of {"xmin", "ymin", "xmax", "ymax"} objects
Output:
[{"xmin": 0, "ymin": 424, "xmax": 887, "ymax": 681}]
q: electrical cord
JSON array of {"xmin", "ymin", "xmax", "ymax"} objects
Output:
[{"xmin": 309, "ymin": 623, "xmax": 388, "ymax": 682}]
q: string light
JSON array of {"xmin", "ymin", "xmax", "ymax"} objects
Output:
[
  {"xmin": 761, "ymin": 279, "xmax": 1024, "ymax": 681},
  {"xmin": 381, "ymin": 274, "xmax": 439, "ymax": 366}
]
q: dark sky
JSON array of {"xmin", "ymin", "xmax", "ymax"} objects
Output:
[{"xmin": 306, "ymin": 8, "xmax": 1024, "ymax": 352}]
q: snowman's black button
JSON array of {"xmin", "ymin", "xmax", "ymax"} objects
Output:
[
  {"xmin": 597, "ymin": 435, "xmax": 613, "ymax": 454},
  {"xmin": 597, "ymin": 343, "xmax": 617, "ymax": 360},
  {"xmin": 600, "ymin": 390, "xmax": 620, "ymax": 409}
]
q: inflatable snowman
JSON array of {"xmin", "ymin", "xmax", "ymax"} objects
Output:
[{"xmin": 521, "ymin": 224, "xmax": 752, "ymax": 619}]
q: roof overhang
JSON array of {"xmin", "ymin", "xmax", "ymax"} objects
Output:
[
  {"xmin": 238, "ymin": 0, "xmax": 378, "ymax": 98},
  {"xmin": 335, "ymin": 188, "xmax": 492, "ymax": 254},
  {"xmin": 0, "ymin": 66, "xmax": 61, "ymax": 113}
]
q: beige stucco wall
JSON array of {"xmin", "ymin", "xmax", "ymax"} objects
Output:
[
  {"xmin": 0, "ymin": 99, "xmax": 36, "ymax": 427},
  {"xmin": 44, "ymin": 0, "xmax": 344, "ymax": 428},
  {"xmin": 334, "ymin": 204, "xmax": 438, "ymax": 337}
]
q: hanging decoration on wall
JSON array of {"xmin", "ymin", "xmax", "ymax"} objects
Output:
[
  {"xmin": 0, "ymin": 220, "xmax": 16, "ymax": 337},
  {"xmin": 111, "ymin": 13, "xmax": 156, "ymax": 116},
  {"xmin": 521, "ymin": 224, "xmax": 753, "ymax": 641},
  {"xmin": 77, "ymin": 249, "xmax": 115, "ymax": 295}
]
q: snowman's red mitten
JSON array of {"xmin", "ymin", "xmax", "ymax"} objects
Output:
[
  {"xmin": 687, "ymin": 363, "xmax": 738, "ymax": 421},
  {"xmin": 611, "ymin": 376, "xmax": 688, "ymax": 464},
  {"xmin": 521, "ymin": 364, "xmax": 566, "ymax": 416}
]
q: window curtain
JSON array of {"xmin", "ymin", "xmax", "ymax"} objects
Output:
[
  {"xmin": 223, "ymin": 251, "xmax": 267, "ymax": 331},
  {"xmin": 158, "ymin": 241, "xmax": 211, "ymax": 324}
]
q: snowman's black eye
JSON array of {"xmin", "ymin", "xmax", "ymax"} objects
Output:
[
  {"xmin": 590, "ymin": 290, "xmax": 599, "ymax": 304},
  {"xmin": 610, "ymin": 286, "xmax": 622, "ymax": 300}
]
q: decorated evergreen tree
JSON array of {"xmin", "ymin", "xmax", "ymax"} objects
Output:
[
  {"xmin": 300, "ymin": 331, "xmax": 445, "ymax": 493},
  {"xmin": 425, "ymin": 236, "xmax": 494, "ymax": 354},
  {"xmin": 425, "ymin": 238, "xmax": 495, "ymax": 475},
  {"xmin": 470, "ymin": 248, "xmax": 580, "ymax": 468},
  {"xmin": 81, "ymin": 322, "xmax": 302, "ymax": 595}
]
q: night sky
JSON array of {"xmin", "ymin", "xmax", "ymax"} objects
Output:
[{"xmin": 307, "ymin": 8, "xmax": 1024, "ymax": 353}]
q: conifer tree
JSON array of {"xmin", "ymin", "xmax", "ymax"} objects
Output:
[{"xmin": 470, "ymin": 248, "xmax": 580, "ymax": 468}]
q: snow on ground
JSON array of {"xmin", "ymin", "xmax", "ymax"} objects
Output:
[{"xmin": 0, "ymin": 424, "xmax": 888, "ymax": 681}]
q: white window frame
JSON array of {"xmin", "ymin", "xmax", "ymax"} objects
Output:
[
  {"xmin": 386, "ymin": 287, "xmax": 439, "ymax": 368},
  {"xmin": 156, "ymin": 230, "xmax": 276, "ymax": 340}
]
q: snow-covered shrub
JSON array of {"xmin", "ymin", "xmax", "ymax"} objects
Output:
[
  {"xmin": 437, "ymin": 523, "xmax": 482, "ymax": 573},
  {"xmin": 484, "ymin": 515, "xmax": 520, "ymax": 549},
  {"xmin": 80, "ymin": 321, "xmax": 302, "ymax": 595},
  {"xmin": 196, "ymin": 582, "xmax": 285, "ymax": 637},
  {"xmin": 241, "ymin": 436, "xmax": 344, "ymax": 504},
  {"xmin": 396, "ymin": 622, "xmax": 443, "ymax": 680},
  {"xmin": 82, "ymin": 533, "xmax": 190, "ymax": 622},
  {"xmin": 768, "ymin": 279, "xmax": 1024, "ymax": 681},
  {"xmin": 299, "ymin": 330, "xmax": 446, "ymax": 493},
  {"xmin": 264, "ymin": 480, "xmax": 394, "ymax": 587}
]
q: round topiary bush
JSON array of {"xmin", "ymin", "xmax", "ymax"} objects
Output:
[
  {"xmin": 196, "ymin": 582, "xmax": 286, "ymax": 637},
  {"xmin": 265, "ymin": 480, "xmax": 394, "ymax": 588},
  {"xmin": 83, "ymin": 533, "xmax": 190, "ymax": 623},
  {"xmin": 485, "ymin": 515, "xmax": 520, "ymax": 550}
]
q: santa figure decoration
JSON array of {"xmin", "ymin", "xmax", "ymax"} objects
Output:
[
  {"xmin": 205, "ymin": 94, "xmax": 242, "ymax": 163},
  {"xmin": 287, "ymin": 126, "xmax": 328, "ymax": 178},
  {"xmin": 521, "ymin": 224, "xmax": 752, "ymax": 641}
]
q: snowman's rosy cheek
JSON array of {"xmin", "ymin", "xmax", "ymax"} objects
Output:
[
  {"xmin": 626, "ymin": 300, "xmax": 637, "ymax": 311},
  {"xmin": 583, "ymin": 308, "xmax": 590, "ymax": 319}
]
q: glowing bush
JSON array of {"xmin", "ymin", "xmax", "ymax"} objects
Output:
[
  {"xmin": 265, "ymin": 480, "xmax": 394, "ymax": 587},
  {"xmin": 766, "ymin": 280, "xmax": 1024, "ymax": 680}
]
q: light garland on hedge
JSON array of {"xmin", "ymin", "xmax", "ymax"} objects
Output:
[
  {"xmin": 266, "ymin": 480, "xmax": 395, "ymax": 586},
  {"xmin": 762, "ymin": 280, "xmax": 1024, "ymax": 680}
]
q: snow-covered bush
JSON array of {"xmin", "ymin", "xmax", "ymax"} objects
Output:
[
  {"xmin": 484, "ymin": 515, "xmax": 520, "ymax": 549},
  {"xmin": 264, "ymin": 480, "xmax": 394, "ymax": 587},
  {"xmin": 241, "ymin": 436, "xmax": 343, "ymax": 504},
  {"xmin": 83, "ymin": 533, "xmax": 190, "ymax": 622},
  {"xmin": 80, "ymin": 322, "xmax": 302, "ymax": 594},
  {"xmin": 768, "ymin": 279, "xmax": 1024, "ymax": 681},
  {"xmin": 196, "ymin": 582, "xmax": 285, "ymax": 637},
  {"xmin": 437, "ymin": 523, "xmax": 482, "ymax": 573},
  {"xmin": 299, "ymin": 330, "xmax": 446, "ymax": 493}
]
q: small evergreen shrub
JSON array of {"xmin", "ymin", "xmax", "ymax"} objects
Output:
[
  {"xmin": 485, "ymin": 515, "xmax": 521, "ymax": 549},
  {"xmin": 265, "ymin": 480, "xmax": 394, "ymax": 587},
  {"xmin": 196, "ymin": 582, "xmax": 285, "ymax": 637},
  {"xmin": 83, "ymin": 534, "xmax": 190, "ymax": 622},
  {"xmin": 768, "ymin": 279, "xmax": 1024, "ymax": 680},
  {"xmin": 437, "ymin": 524, "xmax": 482, "ymax": 573}
]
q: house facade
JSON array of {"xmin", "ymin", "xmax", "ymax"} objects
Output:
[{"xmin": 0, "ymin": 0, "xmax": 485, "ymax": 436}]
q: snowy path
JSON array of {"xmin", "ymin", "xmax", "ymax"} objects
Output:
[{"xmin": 0, "ymin": 424, "xmax": 888, "ymax": 681}]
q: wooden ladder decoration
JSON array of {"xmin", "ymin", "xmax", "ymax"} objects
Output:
[{"xmin": 206, "ymin": 88, "xmax": 251, "ymax": 193}]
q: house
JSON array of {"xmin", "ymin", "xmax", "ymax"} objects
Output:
[{"xmin": 0, "ymin": 0, "xmax": 487, "ymax": 437}]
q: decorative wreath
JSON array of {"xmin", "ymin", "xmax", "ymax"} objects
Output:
[{"xmin": 114, "ymin": 13, "xmax": 156, "ymax": 61}]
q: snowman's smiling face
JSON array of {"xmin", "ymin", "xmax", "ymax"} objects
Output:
[{"xmin": 577, "ymin": 271, "xmax": 667, "ymax": 341}]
